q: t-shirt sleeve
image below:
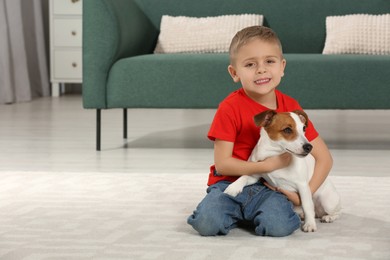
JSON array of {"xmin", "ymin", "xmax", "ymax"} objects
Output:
[
  {"xmin": 208, "ymin": 103, "xmax": 238, "ymax": 142},
  {"xmin": 305, "ymin": 118, "xmax": 319, "ymax": 142}
]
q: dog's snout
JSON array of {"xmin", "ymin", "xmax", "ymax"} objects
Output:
[{"xmin": 303, "ymin": 143, "xmax": 313, "ymax": 153}]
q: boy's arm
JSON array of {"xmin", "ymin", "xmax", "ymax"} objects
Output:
[
  {"xmin": 214, "ymin": 139, "xmax": 292, "ymax": 176},
  {"xmin": 275, "ymin": 136, "xmax": 333, "ymax": 206},
  {"xmin": 308, "ymin": 136, "xmax": 333, "ymax": 194}
]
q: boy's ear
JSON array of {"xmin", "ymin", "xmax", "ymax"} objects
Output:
[
  {"xmin": 281, "ymin": 59, "xmax": 286, "ymax": 77},
  {"xmin": 228, "ymin": 65, "xmax": 240, "ymax": 83}
]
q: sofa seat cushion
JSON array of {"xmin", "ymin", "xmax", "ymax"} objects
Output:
[
  {"xmin": 107, "ymin": 54, "xmax": 236, "ymax": 108},
  {"xmin": 281, "ymin": 54, "xmax": 390, "ymax": 109},
  {"xmin": 107, "ymin": 54, "xmax": 390, "ymax": 109}
]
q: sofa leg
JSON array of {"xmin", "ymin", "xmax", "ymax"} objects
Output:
[
  {"xmin": 97, "ymin": 109, "xmax": 101, "ymax": 151},
  {"xmin": 123, "ymin": 108, "xmax": 127, "ymax": 139}
]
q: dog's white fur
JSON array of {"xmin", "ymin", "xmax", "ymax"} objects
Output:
[{"xmin": 224, "ymin": 110, "xmax": 341, "ymax": 232}]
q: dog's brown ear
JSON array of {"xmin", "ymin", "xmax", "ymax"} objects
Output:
[
  {"xmin": 254, "ymin": 110, "xmax": 277, "ymax": 127},
  {"xmin": 293, "ymin": 110, "xmax": 309, "ymax": 127}
]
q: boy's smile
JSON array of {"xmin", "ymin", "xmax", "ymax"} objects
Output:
[
  {"xmin": 255, "ymin": 78, "xmax": 271, "ymax": 85},
  {"xmin": 228, "ymin": 39, "xmax": 286, "ymax": 107}
]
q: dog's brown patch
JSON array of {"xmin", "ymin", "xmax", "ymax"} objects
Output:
[{"xmin": 265, "ymin": 113, "xmax": 298, "ymax": 141}]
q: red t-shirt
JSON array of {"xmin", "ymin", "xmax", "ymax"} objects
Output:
[{"xmin": 207, "ymin": 88, "xmax": 319, "ymax": 186}]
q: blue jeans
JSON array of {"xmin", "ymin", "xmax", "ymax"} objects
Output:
[{"xmin": 187, "ymin": 181, "xmax": 300, "ymax": 237}]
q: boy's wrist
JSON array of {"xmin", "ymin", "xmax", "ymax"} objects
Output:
[{"xmin": 254, "ymin": 160, "xmax": 270, "ymax": 174}]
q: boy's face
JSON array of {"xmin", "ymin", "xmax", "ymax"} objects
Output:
[{"xmin": 228, "ymin": 39, "xmax": 286, "ymax": 104}]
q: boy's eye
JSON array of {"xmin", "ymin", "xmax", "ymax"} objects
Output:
[
  {"xmin": 266, "ymin": 59, "xmax": 276, "ymax": 64},
  {"xmin": 283, "ymin": 127, "xmax": 293, "ymax": 134},
  {"xmin": 245, "ymin": 63, "xmax": 255, "ymax": 68}
]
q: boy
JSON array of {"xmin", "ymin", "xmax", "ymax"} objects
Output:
[{"xmin": 187, "ymin": 26, "xmax": 333, "ymax": 237}]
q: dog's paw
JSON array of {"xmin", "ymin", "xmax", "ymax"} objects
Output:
[
  {"xmin": 320, "ymin": 214, "xmax": 339, "ymax": 223},
  {"xmin": 302, "ymin": 221, "xmax": 317, "ymax": 232},
  {"xmin": 224, "ymin": 185, "xmax": 243, "ymax": 197}
]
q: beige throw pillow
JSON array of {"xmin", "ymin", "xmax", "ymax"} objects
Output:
[
  {"xmin": 323, "ymin": 14, "xmax": 390, "ymax": 55},
  {"xmin": 154, "ymin": 14, "xmax": 263, "ymax": 54}
]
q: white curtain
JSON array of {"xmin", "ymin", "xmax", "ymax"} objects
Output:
[{"xmin": 0, "ymin": 0, "xmax": 49, "ymax": 104}]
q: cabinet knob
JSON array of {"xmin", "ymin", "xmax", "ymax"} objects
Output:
[
  {"xmin": 71, "ymin": 31, "xmax": 77, "ymax": 36},
  {"xmin": 71, "ymin": 0, "xmax": 80, "ymax": 3},
  {"xmin": 72, "ymin": 62, "xmax": 78, "ymax": 68}
]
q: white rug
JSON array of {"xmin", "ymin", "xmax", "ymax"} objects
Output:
[{"xmin": 0, "ymin": 172, "xmax": 389, "ymax": 260}]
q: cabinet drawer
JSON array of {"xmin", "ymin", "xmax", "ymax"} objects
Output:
[
  {"xmin": 53, "ymin": 0, "xmax": 82, "ymax": 15},
  {"xmin": 54, "ymin": 50, "xmax": 82, "ymax": 79},
  {"xmin": 54, "ymin": 19, "xmax": 82, "ymax": 47}
]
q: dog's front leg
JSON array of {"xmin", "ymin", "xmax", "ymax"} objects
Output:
[
  {"xmin": 298, "ymin": 184, "xmax": 317, "ymax": 232},
  {"xmin": 224, "ymin": 175, "xmax": 260, "ymax": 197}
]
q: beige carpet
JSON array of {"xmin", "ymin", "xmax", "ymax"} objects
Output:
[{"xmin": 0, "ymin": 172, "xmax": 389, "ymax": 259}]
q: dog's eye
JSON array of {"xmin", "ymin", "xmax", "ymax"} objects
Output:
[
  {"xmin": 283, "ymin": 127, "xmax": 293, "ymax": 134},
  {"xmin": 303, "ymin": 126, "xmax": 307, "ymax": 132}
]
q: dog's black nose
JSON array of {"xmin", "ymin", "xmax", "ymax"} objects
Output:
[{"xmin": 303, "ymin": 143, "xmax": 313, "ymax": 153}]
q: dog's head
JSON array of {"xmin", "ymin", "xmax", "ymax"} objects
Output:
[{"xmin": 254, "ymin": 110, "xmax": 313, "ymax": 157}]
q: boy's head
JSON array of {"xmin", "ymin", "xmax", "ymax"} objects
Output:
[
  {"xmin": 227, "ymin": 26, "xmax": 286, "ymax": 105},
  {"xmin": 229, "ymin": 26, "xmax": 283, "ymax": 65}
]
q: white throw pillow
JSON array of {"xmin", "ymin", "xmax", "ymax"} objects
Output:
[
  {"xmin": 323, "ymin": 14, "xmax": 390, "ymax": 55},
  {"xmin": 154, "ymin": 14, "xmax": 263, "ymax": 54}
]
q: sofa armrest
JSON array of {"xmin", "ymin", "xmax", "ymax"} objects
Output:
[{"xmin": 83, "ymin": 0, "xmax": 158, "ymax": 108}]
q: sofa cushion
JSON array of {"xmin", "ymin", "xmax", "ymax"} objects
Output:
[
  {"xmin": 323, "ymin": 14, "xmax": 390, "ymax": 55},
  {"xmin": 154, "ymin": 14, "xmax": 263, "ymax": 54},
  {"xmin": 134, "ymin": 0, "xmax": 390, "ymax": 54},
  {"xmin": 107, "ymin": 54, "xmax": 236, "ymax": 108},
  {"xmin": 281, "ymin": 54, "xmax": 390, "ymax": 109},
  {"xmin": 107, "ymin": 53, "xmax": 390, "ymax": 109}
]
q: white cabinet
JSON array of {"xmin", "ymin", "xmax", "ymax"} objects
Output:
[{"xmin": 49, "ymin": 0, "xmax": 82, "ymax": 96}]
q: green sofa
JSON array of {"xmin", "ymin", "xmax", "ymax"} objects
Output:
[{"xmin": 83, "ymin": 0, "xmax": 390, "ymax": 150}]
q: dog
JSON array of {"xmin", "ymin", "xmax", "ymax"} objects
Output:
[{"xmin": 224, "ymin": 110, "xmax": 341, "ymax": 232}]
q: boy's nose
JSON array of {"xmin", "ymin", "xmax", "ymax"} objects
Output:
[{"xmin": 257, "ymin": 66, "xmax": 266, "ymax": 74}]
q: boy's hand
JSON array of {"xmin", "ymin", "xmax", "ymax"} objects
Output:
[
  {"xmin": 263, "ymin": 181, "xmax": 301, "ymax": 206},
  {"xmin": 262, "ymin": 152, "xmax": 292, "ymax": 172}
]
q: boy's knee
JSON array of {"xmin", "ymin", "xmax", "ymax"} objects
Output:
[
  {"xmin": 188, "ymin": 183, "xmax": 239, "ymax": 236},
  {"xmin": 187, "ymin": 212, "xmax": 229, "ymax": 236},
  {"xmin": 254, "ymin": 193, "xmax": 301, "ymax": 237},
  {"xmin": 255, "ymin": 213, "xmax": 300, "ymax": 237}
]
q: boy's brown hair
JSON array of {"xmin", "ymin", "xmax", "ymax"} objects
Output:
[{"xmin": 229, "ymin": 26, "xmax": 283, "ymax": 64}]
